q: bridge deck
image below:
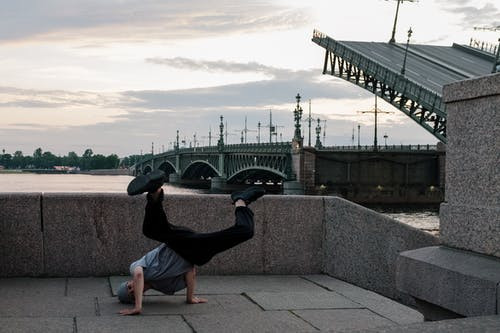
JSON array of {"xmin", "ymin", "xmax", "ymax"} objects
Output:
[{"xmin": 342, "ymin": 41, "xmax": 493, "ymax": 94}]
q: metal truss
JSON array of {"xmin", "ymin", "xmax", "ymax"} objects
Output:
[
  {"xmin": 225, "ymin": 153, "xmax": 291, "ymax": 181},
  {"xmin": 312, "ymin": 30, "xmax": 447, "ymax": 143}
]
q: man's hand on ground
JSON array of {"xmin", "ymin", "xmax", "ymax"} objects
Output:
[
  {"xmin": 186, "ymin": 296, "xmax": 208, "ymax": 304},
  {"xmin": 119, "ymin": 307, "xmax": 142, "ymax": 315}
]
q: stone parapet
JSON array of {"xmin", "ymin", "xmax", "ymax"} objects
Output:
[
  {"xmin": 323, "ymin": 197, "xmax": 439, "ymax": 301},
  {"xmin": 0, "ymin": 192, "xmax": 439, "ymax": 305},
  {"xmin": 0, "ymin": 193, "xmax": 43, "ymax": 276}
]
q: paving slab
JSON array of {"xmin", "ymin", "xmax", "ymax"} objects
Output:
[
  {"xmin": 246, "ymin": 291, "xmax": 362, "ymax": 311},
  {"xmin": 76, "ymin": 315, "xmax": 191, "ymax": 333},
  {"xmin": 0, "ymin": 278, "xmax": 65, "ymax": 297},
  {"xmin": 293, "ymin": 309, "xmax": 395, "ymax": 332},
  {"xmin": 346, "ymin": 314, "xmax": 500, "ymax": 333},
  {"xmin": 67, "ymin": 277, "xmax": 112, "ymax": 297},
  {"xmin": 99, "ymin": 294, "xmax": 261, "ymax": 316},
  {"xmin": 304, "ymin": 275, "xmax": 423, "ymax": 324},
  {"xmin": 0, "ymin": 317, "xmax": 74, "ymax": 333},
  {"xmin": 184, "ymin": 310, "xmax": 317, "ymax": 333},
  {"xmin": 0, "ymin": 296, "xmax": 97, "ymax": 317},
  {"xmin": 110, "ymin": 275, "xmax": 325, "ymax": 296}
]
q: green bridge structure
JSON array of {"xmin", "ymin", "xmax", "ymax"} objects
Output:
[
  {"xmin": 311, "ymin": 29, "xmax": 498, "ymax": 143},
  {"xmin": 133, "ymin": 30, "xmax": 497, "ymax": 201}
]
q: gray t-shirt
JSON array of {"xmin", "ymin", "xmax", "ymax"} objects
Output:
[{"xmin": 130, "ymin": 243, "xmax": 193, "ymax": 295}]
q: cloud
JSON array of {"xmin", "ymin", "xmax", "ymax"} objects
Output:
[
  {"xmin": 435, "ymin": 1, "xmax": 500, "ymax": 26},
  {"xmin": 146, "ymin": 57, "xmax": 288, "ymax": 77},
  {"xmin": 0, "ymin": 0, "xmax": 310, "ymax": 43}
]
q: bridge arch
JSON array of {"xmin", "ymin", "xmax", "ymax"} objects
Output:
[
  {"xmin": 181, "ymin": 160, "xmax": 221, "ymax": 180},
  {"xmin": 142, "ymin": 165, "xmax": 153, "ymax": 174},
  {"xmin": 227, "ymin": 166, "xmax": 286, "ymax": 184},
  {"xmin": 158, "ymin": 161, "xmax": 177, "ymax": 180}
]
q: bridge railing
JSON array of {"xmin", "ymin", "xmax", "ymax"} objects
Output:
[{"xmin": 319, "ymin": 144, "xmax": 438, "ymax": 152}]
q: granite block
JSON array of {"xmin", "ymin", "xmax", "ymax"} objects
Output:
[
  {"xmin": 0, "ymin": 317, "xmax": 74, "ymax": 333},
  {"xmin": 0, "ymin": 296, "xmax": 97, "ymax": 317},
  {"xmin": 303, "ymin": 275, "xmax": 424, "ymax": 324},
  {"xmin": 245, "ymin": 291, "xmax": 361, "ymax": 310},
  {"xmin": 323, "ymin": 197, "xmax": 439, "ymax": 300},
  {"xmin": 261, "ymin": 195, "xmax": 324, "ymax": 274},
  {"xmin": 440, "ymin": 203, "xmax": 500, "ymax": 257},
  {"xmin": 184, "ymin": 311, "xmax": 316, "ymax": 333},
  {"xmin": 99, "ymin": 294, "xmax": 260, "ymax": 315},
  {"xmin": 76, "ymin": 315, "xmax": 191, "ymax": 333},
  {"xmin": 0, "ymin": 193, "xmax": 43, "ymax": 276},
  {"xmin": 347, "ymin": 315, "xmax": 500, "ymax": 333},
  {"xmin": 442, "ymin": 72, "xmax": 500, "ymax": 103},
  {"xmin": 293, "ymin": 309, "xmax": 395, "ymax": 332},
  {"xmin": 396, "ymin": 246, "xmax": 500, "ymax": 316},
  {"xmin": 43, "ymin": 193, "xmax": 158, "ymax": 276},
  {"xmin": 164, "ymin": 194, "xmax": 265, "ymax": 274},
  {"xmin": 444, "ymin": 94, "xmax": 499, "ymax": 207}
]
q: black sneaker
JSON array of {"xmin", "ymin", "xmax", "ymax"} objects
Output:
[
  {"xmin": 127, "ymin": 170, "xmax": 166, "ymax": 196},
  {"xmin": 231, "ymin": 186, "xmax": 265, "ymax": 205}
]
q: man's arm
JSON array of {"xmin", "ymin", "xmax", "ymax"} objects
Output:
[
  {"xmin": 119, "ymin": 266, "xmax": 145, "ymax": 315},
  {"xmin": 185, "ymin": 267, "xmax": 207, "ymax": 304}
]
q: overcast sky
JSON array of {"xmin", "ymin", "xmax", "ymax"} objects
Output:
[{"xmin": 0, "ymin": 0, "xmax": 498, "ymax": 156}]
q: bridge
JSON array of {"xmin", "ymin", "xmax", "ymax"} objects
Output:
[
  {"xmin": 311, "ymin": 29, "xmax": 496, "ymax": 143},
  {"xmin": 133, "ymin": 142, "xmax": 296, "ymax": 190},
  {"xmin": 133, "ymin": 140, "xmax": 444, "ymax": 202}
]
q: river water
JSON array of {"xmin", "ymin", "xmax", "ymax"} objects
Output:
[{"xmin": 0, "ymin": 173, "xmax": 439, "ymax": 234}]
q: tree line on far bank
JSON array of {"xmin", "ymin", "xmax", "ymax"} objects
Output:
[{"xmin": 0, "ymin": 148, "xmax": 146, "ymax": 170}]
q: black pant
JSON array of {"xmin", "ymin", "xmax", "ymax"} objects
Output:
[{"xmin": 142, "ymin": 193, "xmax": 254, "ymax": 266}]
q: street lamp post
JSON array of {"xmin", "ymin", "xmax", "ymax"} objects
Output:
[
  {"xmin": 401, "ymin": 27, "xmax": 413, "ymax": 75},
  {"xmin": 388, "ymin": 0, "xmax": 417, "ymax": 43}
]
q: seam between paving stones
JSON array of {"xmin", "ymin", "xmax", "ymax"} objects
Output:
[
  {"xmin": 289, "ymin": 310, "xmax": 321, "ymax": 331},
  {"xmin": 181, "ymin": 314, "xmax": 197, "ymax": 333},
  {"xmin": 106, "ymin": 277, "xmax": 114, "ymax": 297},
  {"xmin": 94, "ymin": 297, "xmax": 100, "ymax": 316},
  {"xmin": 299, "ymin": 276, "xmax": 401, "ymax": 324},
  {"xmin": 241, "ymin": 292, "xmax": 266, "ymax": 311},
  {"xmin": 64, "ymin": 278, "xmax": 68, "ymax": 296},
  {"xmin": 72, "ymin": 316, "xmax": 77, "ymax": 333}
]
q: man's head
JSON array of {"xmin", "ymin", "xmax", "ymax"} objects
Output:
[{"xmin": 117, "ymin": 281, "xmax": 135, "ymax": 304}]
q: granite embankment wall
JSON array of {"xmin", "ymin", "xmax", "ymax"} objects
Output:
[{"xmin": 0, "ymin": 193, "xmax": 438, "ymax": 300}]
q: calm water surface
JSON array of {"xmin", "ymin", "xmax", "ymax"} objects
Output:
[{"xmin": 0, "ymin": 173, "xmax": 439, "ymax": 233}]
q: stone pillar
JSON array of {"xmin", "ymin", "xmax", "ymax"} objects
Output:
[
  {"xmin": 211, "ymin": 177, "xmax": 227, "ymax": 191},
  {"xmin": 440, "ymin": 73, "xmax": 500, "ymax": 257}
]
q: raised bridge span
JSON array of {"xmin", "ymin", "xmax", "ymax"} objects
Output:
[{"xmin": 311, "ymin": 30, "xmax": 496, "ymax": 143}]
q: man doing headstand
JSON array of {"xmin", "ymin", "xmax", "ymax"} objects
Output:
[{"xmin": 117, "ymin": 170, "xmax": 264, "ymax": 315}]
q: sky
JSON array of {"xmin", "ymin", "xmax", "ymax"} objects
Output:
[{"xmin": 0, "ymin": 0, "xmax": 499, "ymax": 157}]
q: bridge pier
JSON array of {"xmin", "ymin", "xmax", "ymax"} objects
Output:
[
  {"xmin": 210, "ymin": 177, "xmax": 227, "ymax": 191},
  {"xmin": 168, "ymin": 173, "xmax": 181, "ymax": 183},
  {"xmin": 283, "ymin": 181, "xmax": 305, "ymax": 195}
]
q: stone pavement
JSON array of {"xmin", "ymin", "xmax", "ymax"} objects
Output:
[{"xmin": 0, "ymin": 274, "xmax": 498, "ymax": 332}]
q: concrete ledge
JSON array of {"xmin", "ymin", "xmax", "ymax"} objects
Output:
[
  {"xmin": 443, "ymin": 72, "xmax": 500, "ymax": 102},
  {"xmin": 0, "ymin": 193, "xmax": 43, "ymax": 276},
  {"xmin": 396, "ymin": 246, "xmax": 500, "ymax": 316},
  {"xmin": 324, "ymin": 197, "xmax": 439, "ymax": 300}
]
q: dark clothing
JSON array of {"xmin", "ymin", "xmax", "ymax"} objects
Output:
[{"xmin": 142, "ymin": 193, "xmax": 254, "ymax": 266}]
